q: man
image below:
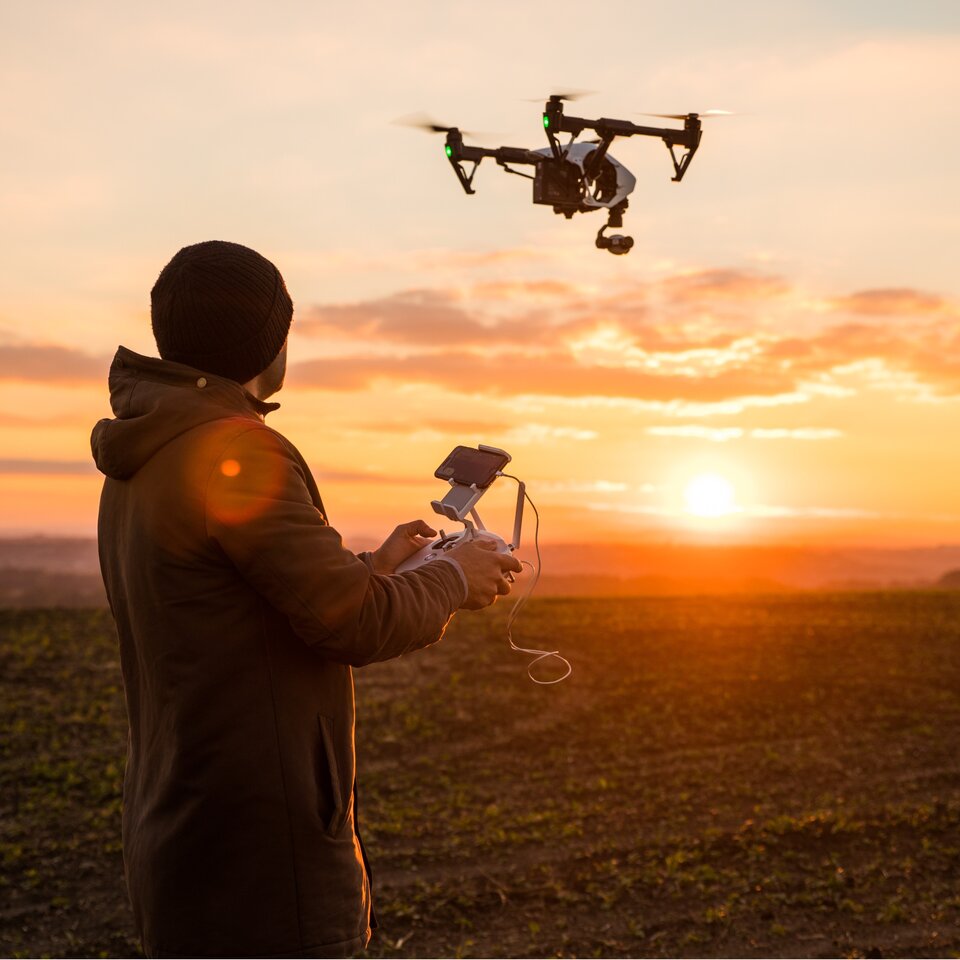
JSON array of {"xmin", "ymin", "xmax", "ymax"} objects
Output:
[{"xmin": 91, "ymin": 240, "xmax": 521, "ymax": 958}]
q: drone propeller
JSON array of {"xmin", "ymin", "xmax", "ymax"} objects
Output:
[
  {"xmin": 392, "ymin": 113, "xmax": 477, "ymax": 137},
  {"xmin": 521, "ymin": 89, "xmax": 596, "ymax": 103},
  {"xmin": 640, "ymin": 109, "xmax": 735, "ymax": 120}
]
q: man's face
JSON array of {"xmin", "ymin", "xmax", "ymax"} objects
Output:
[{"xmin": 259, "ymin": 339, "xmax": 288, "ymax": 400}]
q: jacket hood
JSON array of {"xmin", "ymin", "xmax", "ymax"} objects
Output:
[{"xmin": 91, "ymin": 346, "xmax": 280, "ymax": 480}]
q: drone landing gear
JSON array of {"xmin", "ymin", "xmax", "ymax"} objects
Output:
[{"xmin": 595, "ymin": 200, "xmax": 634, "ymax": 255}]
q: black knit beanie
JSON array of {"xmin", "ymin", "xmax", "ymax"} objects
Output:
[{"xmin": 151, "ymin": 240, "xmax": 293, "ymax": 384}]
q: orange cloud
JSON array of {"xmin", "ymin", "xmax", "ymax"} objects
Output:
[
  {"xmin": 5, "ymin": 271, "xmax": 959, "ymax": 409},
  {"xmin": 658, "ymin": 269, "xmax": 790, "ymax": 302},
  {"xmin": 829, "ymin": 288, "xmax": 948, "ymax": 316},
  {"xmin": 764, "ymin": 322, "xmax": 960, "ymax": 396},
  {"xmin": 409, "ymin": 247, "xmax": 546, "ymax": 270},
  {"xmin": 0, "ymin": 344, "xmax": 108, "ymax": 383},
  {"xmin": 298, "ymin": 289, "xmax": 473, "ymax": 345},
  {"xmin": 296, "ymin": 272, "xmax": 795, "ymax": 353},
  {"xmin": 0, "ymin": 412, "xmax": 95, "ymax": 426},
  {"xmin": 469, "ymin": 279, "xmax": 579, "ymax": 300},
  {"xmin": 288, "ymin": 351, "xmax": 795, "ymax": 402},
  {"xmin": 0, "ymin": 458, "xmax": 97, "ymax": 474},
  {"xmin": 646, "ymin": 425, "xmax": 843, "ymax": 442},
  {"xmin": 313, "ymin": 467, "xmax": 423, "ymax": 485},
  {"xmin": 297, "ymin": 289, "xmax": 567, "ymax": 349},
  {"xmin": 342, "ymin": 417, "xmax": 511, "ymax": 435},
  {"xmin": 281, "ymin": 272, "xmax": 960, "ymax": 403},
  {"xmin": 290, "ymin": 270, "xmax": 960, "ymax": 404}
]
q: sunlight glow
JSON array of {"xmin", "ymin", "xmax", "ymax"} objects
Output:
[{"xmin": 684, "ymin": 473, "xmax": 737, "ymax": 517}]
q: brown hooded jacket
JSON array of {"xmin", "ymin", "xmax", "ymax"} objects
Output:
[{"xmin": 91, "ymin": 346, "xmax": 465, "ymax": 958}]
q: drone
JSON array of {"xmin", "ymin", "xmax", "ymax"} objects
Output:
[{"xmin": 403, "ymin": 93, "xmax": 727, "ymax": 255}]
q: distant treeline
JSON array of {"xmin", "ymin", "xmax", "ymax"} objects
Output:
[
  {"xmin": 3, "ymin": 534, "xmax": 960, "ymax": 606},
  {"xmin": 2, "ymin": 567, "xmax": 960, "ymax": 609},
  {"xmin": 0, "ymin": 568, "xmax": 107, "ymax": 607}
]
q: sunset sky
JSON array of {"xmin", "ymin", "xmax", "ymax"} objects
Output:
[{"xmin": 2, "ymin": 1, "xmax": 959, "ymax": 548}]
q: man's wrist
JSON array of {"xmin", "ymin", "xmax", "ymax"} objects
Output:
[
  {"xmin": 360, "ymin": 549, "xmax": 393, "ymax": 575},
  {"xmin": 434, "ymin": 556, "xmax": 469, "ymax": 607}
]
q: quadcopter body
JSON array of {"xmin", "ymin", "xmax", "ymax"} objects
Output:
[
  {"xmin": 530, "ymin": 142, "xmax": 636, "ymax": 213},
  {"xmin": 409, "ymin": 95, "xmax": 720, "ymax": 255}
]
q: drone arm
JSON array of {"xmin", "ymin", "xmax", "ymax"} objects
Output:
[
  {"xmin": 456, "ymin": 144, "xmax": 541, "ymax": 166},
  {"xmin": 556, "ymin": 113, "xmax": 631, "ymax": 139},
  {"xmin": 493, "ymin": 145, "xmax": 542, "ymax": 180},
  {"xmin": 448, "ymin": 144, "xmax": 542, "ymax": 194},
  {"xmin": 493, "ymin": 146, "xmax": 543, "ymax": 165},
  {"xmin": 556, "ymin": 113, "xmax": 703, "ymax": 181},
  {"xmin": 562, "ymin": 114, "xmax": 699, "ymax": 145}
]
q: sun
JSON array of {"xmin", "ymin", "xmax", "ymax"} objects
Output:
[{"xmin": 683, "ymin": 473, "xmax": 737, "ymax": 518}]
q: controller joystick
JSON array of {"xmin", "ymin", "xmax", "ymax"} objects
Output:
[{"xmin": 397, "ymin": 527, "xmax": 515, "ymax": 578}]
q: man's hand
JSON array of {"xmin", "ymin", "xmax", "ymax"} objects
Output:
[
  {"xmin": 370, "ymin": 520, "xmax": 437, "ymax": 575},
  {"xmin": 445, "ymin": 537, "xmax": 523, "ymax": 610}
]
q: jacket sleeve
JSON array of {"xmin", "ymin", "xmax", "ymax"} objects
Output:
[{"xmin": 204, "ymin": 424, "xmax": 465, "ymax": 667}]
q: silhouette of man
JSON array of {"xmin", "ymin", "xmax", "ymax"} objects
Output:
[{"xmin": 91, "ymin": 240, "xmax": 520, "ymax": 958}]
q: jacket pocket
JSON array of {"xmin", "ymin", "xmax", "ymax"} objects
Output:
[{"xmin": 315, "ymin": 714, "xmax": 345, "ymax": 835}]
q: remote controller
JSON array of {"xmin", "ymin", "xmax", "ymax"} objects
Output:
[
  {"xmin": 394, "ymin": 444, "xmax": 523, "ymax": 577},
  {"xmin": 396, "ymin": 527, "xmax": 513, "ymax": 575}
]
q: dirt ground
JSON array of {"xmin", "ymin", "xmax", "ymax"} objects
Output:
[{"xmin": 2, "ymin": 593, "xmax": 960, "ymax": 957}]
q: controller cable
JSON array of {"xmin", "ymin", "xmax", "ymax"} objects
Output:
[{"xmin": 500, "ymin": 473, "xmax": 572, "ymax": 685}]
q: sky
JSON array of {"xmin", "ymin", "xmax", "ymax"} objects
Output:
[{"xmin": 1, "ymin": 0, "xmax": 959, "ymax": 547}]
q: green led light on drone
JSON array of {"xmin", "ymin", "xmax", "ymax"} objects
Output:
[
  {"xmin": 542, "ymin": 115, "xmax": 550, "ymax": 129},
  {"xmin": 445, "ymin": 144, "xmax": 453, "ymax": 158}
]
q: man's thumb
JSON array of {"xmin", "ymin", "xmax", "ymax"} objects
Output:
[{"xmin": 405, "ymin": 519, "xmax": 436, "ymax": 538}]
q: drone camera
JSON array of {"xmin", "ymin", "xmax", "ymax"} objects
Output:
[{"xmin": 596, "ymin": 232, "xmax": 634, "ymax": 256}]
